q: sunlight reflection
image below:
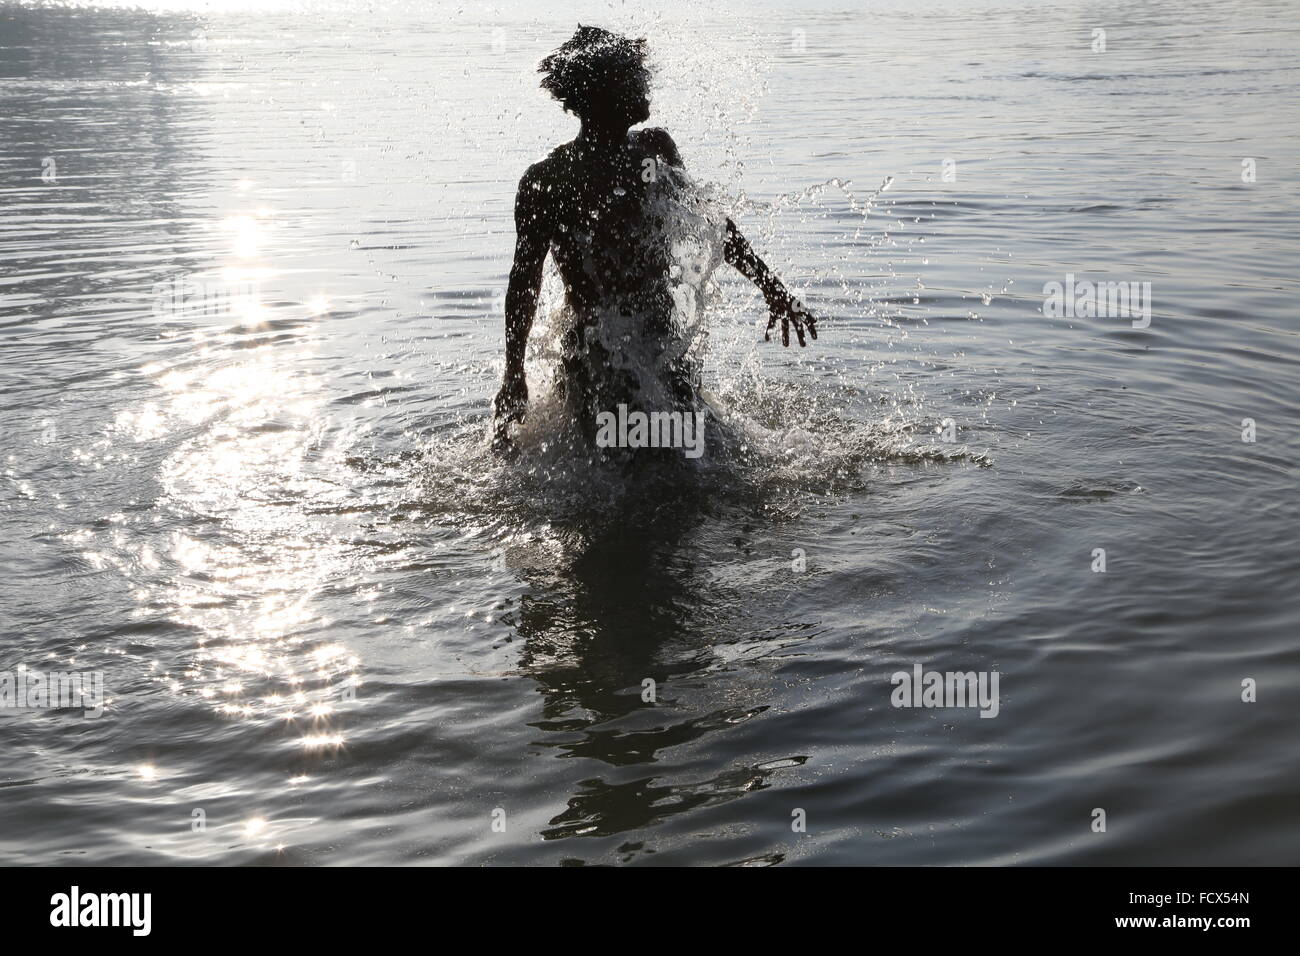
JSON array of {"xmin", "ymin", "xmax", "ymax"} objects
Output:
[
  {"xmin": 128, "ymin": 286, "xmax": 366, "ymax": 761},
  {"xmin": 222, "ymin": 214, "xmax": 260, "ymax": 259}
]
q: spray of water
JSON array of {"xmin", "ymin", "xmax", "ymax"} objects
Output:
[{"xmin": 389, "ymin": 16, "xmax": 993, "ymax": 548}]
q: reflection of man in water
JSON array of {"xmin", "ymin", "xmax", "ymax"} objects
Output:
[{"xmin": 493, "ymin": 26, "xmax": 817, "ymax": 452}]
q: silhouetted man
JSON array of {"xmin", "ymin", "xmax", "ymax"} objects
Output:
[{"xmin": 493, "ymin": 26, "xmax": 816, "ymax": 452}]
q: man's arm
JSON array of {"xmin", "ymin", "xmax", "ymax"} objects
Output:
[
  {"xmin": 493, "ymin": 163, "xmax": 549, "ymax": 444},
  {"xmin": 643, "ymin": 127, "xmax": 816, "ymax": 348},
  {"xmin": 723, "ymin": 221, "xmax": 817, "ymax": 347}
]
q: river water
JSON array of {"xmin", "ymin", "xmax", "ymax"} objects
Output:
[{"xmin": 1, "ymin": 0, "xmax": 1298, "ymax": 865}]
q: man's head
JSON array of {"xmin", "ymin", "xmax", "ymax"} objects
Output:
[{"xmin": 539, "ymin": 26, "xmax": 651, "ymax": 127}]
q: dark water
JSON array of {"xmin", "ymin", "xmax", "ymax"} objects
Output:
[{"xmin": 1, "ymin": 0, "xmax": 1298, "ymax": 865}]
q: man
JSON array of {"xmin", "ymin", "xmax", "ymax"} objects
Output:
[{"xmin": 493, "ymin": 26, "xmax": 817, "ymax": 453}]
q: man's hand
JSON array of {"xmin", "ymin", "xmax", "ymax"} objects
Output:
[
  {"xmin": 491, "ymin": 369, "xmax": 528, "ymax": 452},
  {"xmin": 764, "ymin": 288, "xmax": 818, "ymax": 347}
]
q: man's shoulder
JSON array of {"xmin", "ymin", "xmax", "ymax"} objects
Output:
[
  {"xmin": 518, "ymin": 156, "xmax": 551, "ymax": 188},
  {"xmin": 633, "ymin": 126, "xmax": 675, "ymax": 147},
  {"xmin": 517, "ymin": 145, "xmax": 571, "ymax": 199},
  {"xmin": 515, "ymin": 157, "xmax": 555, "ymax": 219},
  {"xmin": 633, "ymin": 127, "xmax": 682, "ymax": 166},
  {"xmin": 523, "ymin": 141, "xmax": 576, "ymax": 178}
]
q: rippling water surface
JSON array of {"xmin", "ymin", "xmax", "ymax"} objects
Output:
[{"xmin": 2, "ymin": 0, "xmax": 1298, "ymax": 865}]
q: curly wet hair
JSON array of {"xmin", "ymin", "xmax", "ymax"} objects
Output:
[{"xmin": 538, "ymin": 26, "xmax": 651, "ymax": 117}]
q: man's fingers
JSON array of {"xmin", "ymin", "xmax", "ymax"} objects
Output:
[{"xmin": 768, "ymin": 306, "xmax": 819, "ymax": 347}]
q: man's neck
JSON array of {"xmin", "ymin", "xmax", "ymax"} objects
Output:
[{"xmin": 576, "ymin": 120, "xmax": 630, "ymax": 153}]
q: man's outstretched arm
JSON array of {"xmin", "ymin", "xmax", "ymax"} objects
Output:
[
  {"xmin": 493, "ymin": 164, "xmax": 549, "ymax": 447},
  {"xmin": 723, "ymin": 219, "xmax": 817, "ymax": 348},
  {"xmin": 644, "ymin": 127, "xmax": 817, "ymax": 348}
]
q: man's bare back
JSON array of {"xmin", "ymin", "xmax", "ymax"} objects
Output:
[{"xmin": 525, "ymin": 127, "xmax": 683, "ymax": 314}]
